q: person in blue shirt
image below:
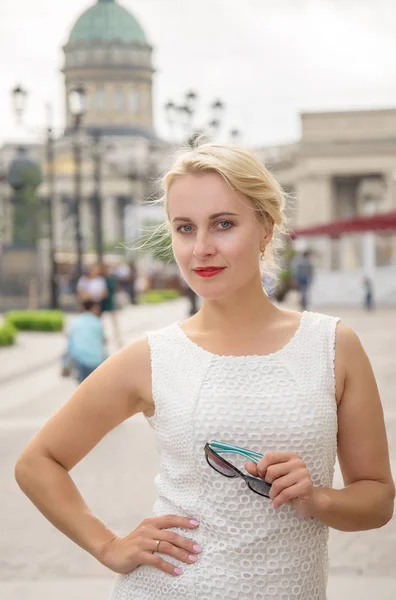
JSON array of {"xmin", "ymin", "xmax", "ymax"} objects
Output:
[{"xmin": 67, "ymin": 300, "xmax": 107, "ymax": 383}]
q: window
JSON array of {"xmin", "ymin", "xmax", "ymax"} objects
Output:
[
  {"xmin": 95, "ymin": 87, "xmax": 105, "ymax": 111},
  {"xmin": 129, "ymin": 89, "xmax": 140, "ymax": 113},
  {"xmin": 114, "ymin": 88, "xmax": 125, "ymax": 111}
]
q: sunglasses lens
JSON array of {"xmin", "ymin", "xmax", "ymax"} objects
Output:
[
  {"xmin": 207, "ymin": 453, "xmax": 236, "ymax": 477},
  {"xmin": 247, "ymin": 478, "xmax": 272, "ymax": 498}
]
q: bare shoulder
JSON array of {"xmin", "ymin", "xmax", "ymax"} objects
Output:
[
  {"xmin": 334, "ymin": 320, "xmax": 370, "ymax": 405},
  {"xmin": 335, "ymin": 320, "xmax": 365, "ymax": 361},
  {"xmin": 110, "ymin": 335, "xmax": 153, "ymax": 416}
]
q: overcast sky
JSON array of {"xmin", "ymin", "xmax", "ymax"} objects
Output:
[{"xmin": 1, "ymin": 0, "xmax": 396, "ymax": 147}]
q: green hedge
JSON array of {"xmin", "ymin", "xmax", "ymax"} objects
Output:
[
  {"xmin": 5, "ymin": 310, "xmax": 64, "ymax": 332},
  {"xmin": 0, "ymin": 321, "xmax": 18, "ymax": 346},
  {"xmin": 139, "ymin": 289, "xmax": 180, "ymax": 304},
  {"xmin": 158, "ymin": 289, "xmax": 180, "ymax": 300}
]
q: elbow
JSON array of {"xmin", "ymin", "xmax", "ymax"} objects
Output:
[
  {"xmin": 15, "ymin": 454, "xmax": 33, "ymax": 491},
  {"xmin": 14, "ymin": 452, "xmax": 43, "ymax": 493},
  {"xmin": 15, "ymin": 459, "xmax": 27, "ymax": 492},
  {"xmin": 376, "ymin": 481, "xmax": 395, "ymax": 528}
]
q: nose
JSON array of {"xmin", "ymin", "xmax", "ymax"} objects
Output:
[{"xmin": 193, "ymin": 231, "xmax": 216, "ymax": 260}]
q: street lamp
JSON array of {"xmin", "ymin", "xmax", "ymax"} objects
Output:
[
  {"xmin": 11, "ymin": 85, "xmax": 28, "ymax": 123},
  {"xmin": 68, "ymin": 84, "xmax": 87, "ymax": 280},
  {"xmin": 11, "ymin": 84, "xmax": 59, "ymax": 309},
  {"xmin": 164, "ymin": 91, "xmax": 228, "ymax": 146},
  {"xmin": 230, "ymin": 128, "xmax": 241, "ymax": 144},
  {"xmin": 91, "ymin": 129, "xmax": 104, "ymax": 264}
]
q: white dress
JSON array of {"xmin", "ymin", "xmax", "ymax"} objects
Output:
[{"xmin": 110, "ymin": 311, "xmax": 339, "ymax": 600}]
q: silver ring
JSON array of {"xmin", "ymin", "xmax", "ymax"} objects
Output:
[{"xmin": 154, "ymin": 539, "xmax": 161, "ymax": 553}]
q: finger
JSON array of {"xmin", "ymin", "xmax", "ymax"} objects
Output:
[
  {"xmin": 158, "ymin": 529, "xmax": 202, "ymax": 562},
  {"xmin": 265, "ymin": 458, "xmax": 306, "ymax": 484},
  {"xmin": 257, "ymin": 452, "xmax": 299, "ymax": 477},
  {"xmin": 142, "ymin": 552, "xmax": 184, "ymax": 577},
  {"xmin": 150, "ymin": 515, "xmax": 200, "ymax": 530},
  {"xmin": 244, "ymin": 461, "xmax": 259, "ymax": 477},
  {"xmin": 272, "ymin": 480, "xmax": 311, "ymax": 509},
  {"xmin": 269, "ymin": 470, "xmax": 303, "ymax": 501},
  {"xmin": 153, "ymin": 539, "xmax": 201, "ymax": 565}
]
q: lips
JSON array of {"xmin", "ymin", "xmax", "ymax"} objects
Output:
[{"xmin": 193, "ymin": 267, "xmax": 226, "ymax": 278}]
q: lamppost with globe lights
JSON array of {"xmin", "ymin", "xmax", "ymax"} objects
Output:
[
  {"xmin": 68, "ymin": 85, "xmax": 87, "ymax": 280},
  {"xmin": 164, "ymin": 90, "xmax": 240, "ymax": 147},
  {"xmin": 11, "ymin": 84, "xmax": 59, "ymax": 309}
]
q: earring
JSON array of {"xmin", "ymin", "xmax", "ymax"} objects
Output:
[{"xmin": 260, "ymin": 247, "xmax": 265, "ymax": 261}]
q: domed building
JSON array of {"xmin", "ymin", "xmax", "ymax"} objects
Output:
[
  {"xmin": 63, "ymin": 0, "xmax": 155, "ymax": 139},
  {"xmin": 0, "ymin": 0, "xmax": 165, "ymax": 307}
]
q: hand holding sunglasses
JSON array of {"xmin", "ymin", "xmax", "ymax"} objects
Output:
[
  {"xmin": 204, "ymin": 441, "xmax": 272, "ymax": 498},
  {"xmin": 245, "ymin": 451, "xmax": 315, "ymax": 514}
]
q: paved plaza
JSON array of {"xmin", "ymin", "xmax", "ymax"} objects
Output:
[{"xmin": 0, "ymin": 299, "xmax": 395, "ymax": 599}]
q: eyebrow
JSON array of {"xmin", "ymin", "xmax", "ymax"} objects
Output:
[{"xmin": 172, "ymin": 212, "xmax": 240, "ymax": 223}]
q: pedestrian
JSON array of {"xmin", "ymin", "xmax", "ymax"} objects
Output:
[
  {"xmin": 76, "ymin": 264, "xmax": 108, "ymax": 306},
  {"xmin": 100, "ymin": 264, "xmax": 123, "ymax": 348},
  {"xmin": 66, "ymin": 299, "xmax": 107, "ymax": 384},
  {"xmin": 15, "ymin": 143, "xmax": 394, "ymax": 600},
  {"xmin": 363, "ymin": 276, "xmax": 375, "ymax": 311},
  {"xmin": 293, "ymin": 249, "xmax": 314, "ymax": 310}
]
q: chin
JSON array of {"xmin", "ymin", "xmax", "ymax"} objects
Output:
[{"xmin": 191, "ymin": 281, "xmax": 235, "ymax": 301}]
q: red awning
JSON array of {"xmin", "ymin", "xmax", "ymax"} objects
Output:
[{"xmin": 290, "ymin": 210, "xmax": 396, "ymax": 238}]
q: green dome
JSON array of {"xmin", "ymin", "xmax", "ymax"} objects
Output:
[{"xmin": 68, "ymin": 0, "xmax": 147, "ymax": 45}]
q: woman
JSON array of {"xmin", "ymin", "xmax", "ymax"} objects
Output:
[
  {"xmin": 15, "ymin": 143, "xmax": 394, "ymax": 599},
  {"xmin": 76, "ymin": 264, "xmax": 108, "ymax": 305}
]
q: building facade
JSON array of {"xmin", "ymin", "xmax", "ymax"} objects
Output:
[
  {"xmin": 0, "ymin": 0, "xmax": 165, "ymax": 259},
  {"xmin": 0, "ymin": 0, "xmax": 395, "ymax": 305},
  {"xmin": 63, "ymin": 0, "xmax": 154, "ymax": 138},
  {"xmin": 258, "ymin": 109, "xmax": 396, "ymax": 305}
]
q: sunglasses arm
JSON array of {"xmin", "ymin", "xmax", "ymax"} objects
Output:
[{"xmin": 209, "ymin": 441, "xmax": 262, "ymax": 465}]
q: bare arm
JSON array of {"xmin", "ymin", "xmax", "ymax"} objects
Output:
[
  {"xmin": 310, "ymin": 322, "xmax": 395, "ymax": 531},
  {"xmin": 15, "ymin": 337, "xmax": 153, "ymax": 563},
  {"xmin": 246, "ymin": 321, "xmax": 395, "ymax": 532}
]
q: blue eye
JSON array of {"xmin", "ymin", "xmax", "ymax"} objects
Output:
[
  {"xmin": 217, "ymin": 220, "xmax": 232, "ymax": 229},
  {"xmin": 177, "ymin": 224, "xmax": 193, "ymax": 233}
]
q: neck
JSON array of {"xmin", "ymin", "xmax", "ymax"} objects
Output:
[{"xmin": 197, "ymin": 272, "xmax": 278, "ymax": 333}]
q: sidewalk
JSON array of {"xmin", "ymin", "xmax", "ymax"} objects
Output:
[
  {"xmin": 1, "ymin": 302, "xmax": 395, "ymax": 600},
  {"xmin": 0, "ymin": 299, "xmax": 187, "ymax": 385}
]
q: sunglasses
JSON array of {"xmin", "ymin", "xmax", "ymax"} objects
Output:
[{"xmin": 204, "ymin": 441, "xmax": 272, "ymax": 498}]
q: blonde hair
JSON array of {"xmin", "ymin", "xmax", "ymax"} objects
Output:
[{"xmin": 141, "ymin": 142, "xmax": 287, "ymax": 268}]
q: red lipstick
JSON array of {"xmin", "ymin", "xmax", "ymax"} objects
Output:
[{"xmin": 193, "ymin": 267, "xmax": 226, "ymax": 278}]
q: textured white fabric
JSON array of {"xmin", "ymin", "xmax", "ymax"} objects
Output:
[{"xmin": 110, "ymin": 311, "xmax": 339, "ymax": 600}]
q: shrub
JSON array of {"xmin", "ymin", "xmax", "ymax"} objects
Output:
[
  {"xmin": 139, "ymin": 291, "xmax": 166, "ymax": 304},
  {"xmin": 139, "ymin": 289, "xmax": 180, "ymax": 304},
  {"xmin": 5, "ymin": 310, "xmax": 64, "ymax": 332},
  {"xmin": 159, "ymin": 289, "xmax": 180, "ymax": 300},
  {"xmin": 0, "ymin": 321, "xmax": 18, "ymax": 346}
]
